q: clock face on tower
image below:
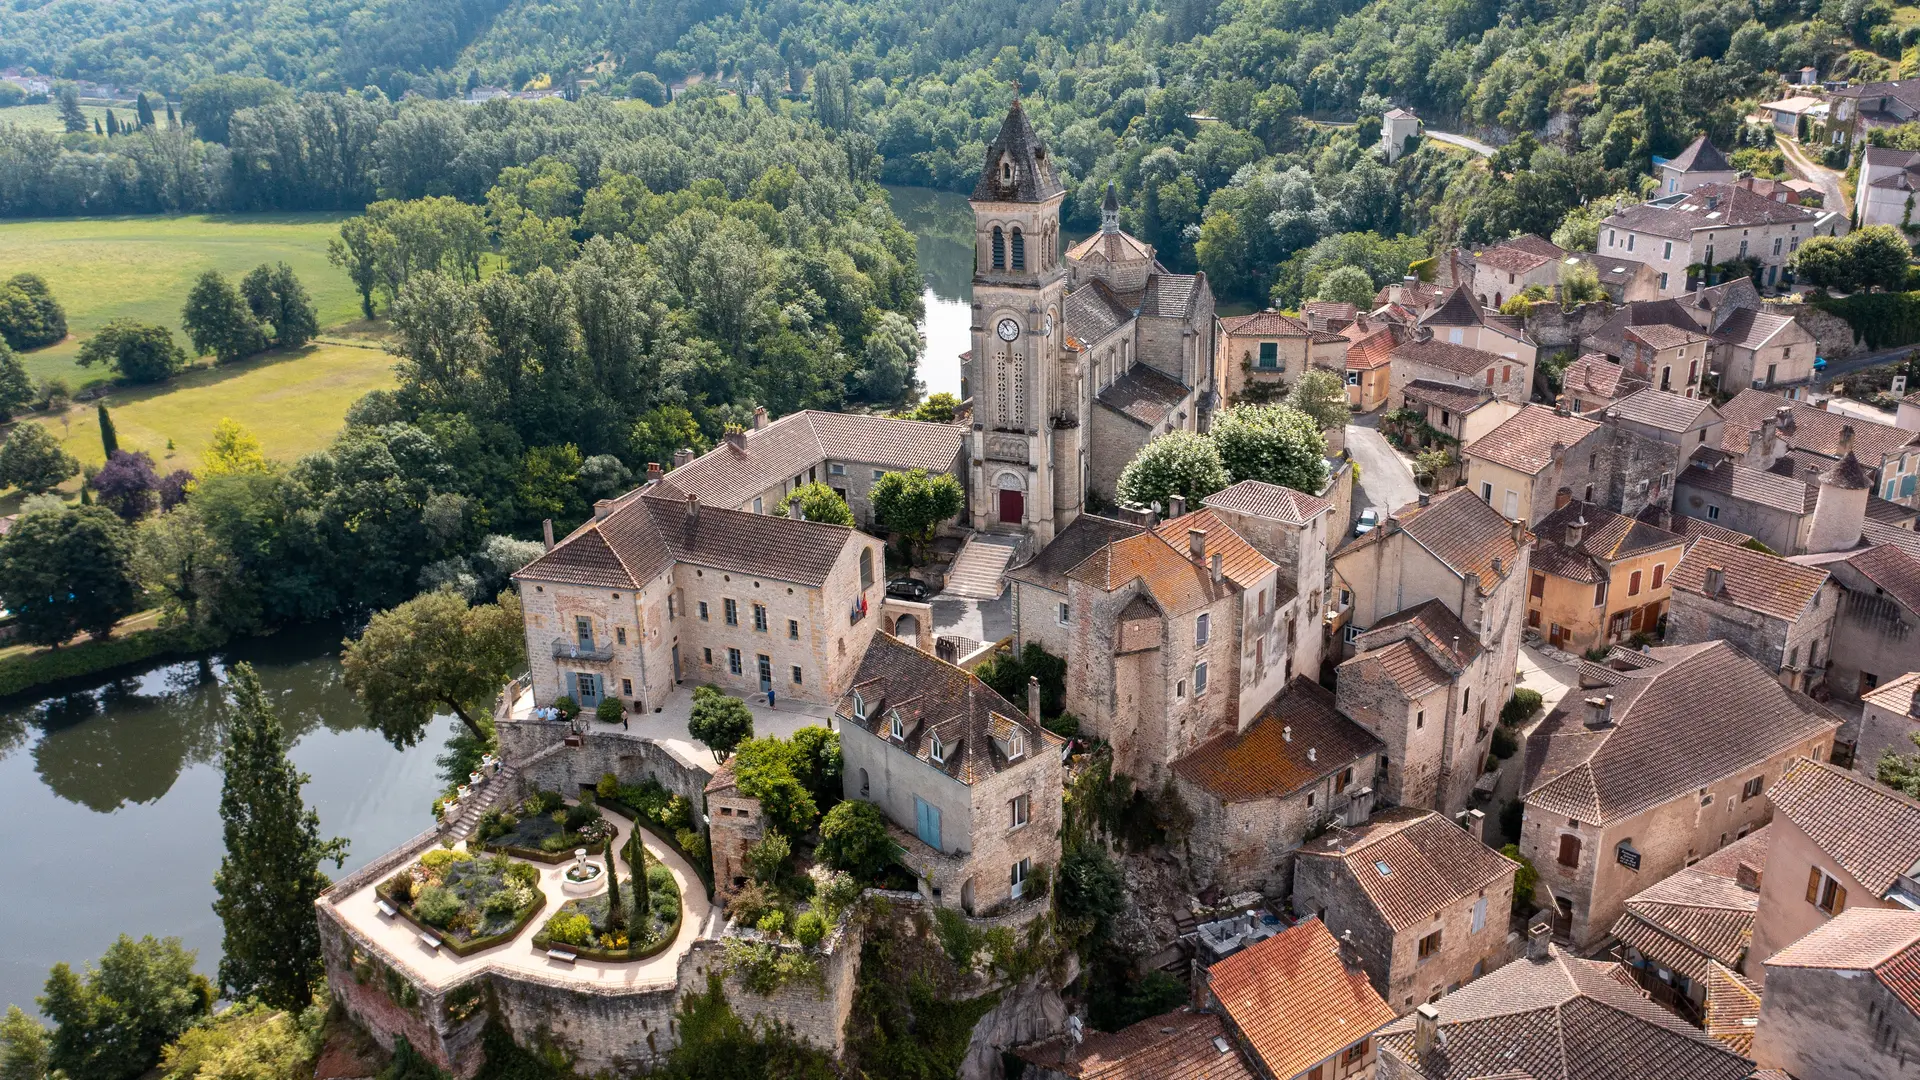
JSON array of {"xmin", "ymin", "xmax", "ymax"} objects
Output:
[{"xmin": 996, "ymin": 318, "xmax": 1021, "ymax": 342}]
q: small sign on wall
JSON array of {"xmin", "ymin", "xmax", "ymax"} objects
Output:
[
  {"xmin": 1894, "ymin": 375, "xmax": 1909, "ymax": 395},
  {"xmin": 1617, "ymin": 843, "xmax": 1642, "ymax": 871}
]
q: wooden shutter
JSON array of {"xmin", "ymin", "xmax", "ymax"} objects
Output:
[
  {"xmin": 1559, "ymin": 833, "xmax": 1581, "ymax": 867},
  {"xmin": 1806, "ymin": 866, "xmax": 1822, "ymax": 905},
  {"xmin": 1831, "ymin": 882, "xmax": 1847, "ymax": 914}
]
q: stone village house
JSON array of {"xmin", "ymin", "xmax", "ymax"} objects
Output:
[
  {"xmin": 1752, "ymin": 908, "xmax": 1920, "ymax": 1080},
  {"xmin": 834, "ymin": 633, "xmax": 1065, "ymax": 916},
  {"xmin": 1293, "ymin": 808, "xmax": 1518, "ymax": 1013},
  {"xmin": 1518, "ymin": 642, "xmax": 1841, "ymax": 950},
  {"xmin": 1856, "ymin": 671, "xmax": 1920, "ymax": 778},
  {"xmin": 1666, "ymin": 535, "xmax": 1838, "ymax": 687},
  {"xmin": 1523, "ymin": 497, "xmax": 1687, "ymax": 654},
  {"xmin": 1608, "ymin": 826, "xmax": 1768, "ymax": 1025}
]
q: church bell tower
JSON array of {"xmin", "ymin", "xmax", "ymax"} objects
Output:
[{"xmin": 966, "ymin": 99, "xmax": 1079, "ymax": 544}]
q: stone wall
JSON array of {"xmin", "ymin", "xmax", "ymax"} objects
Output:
[
  {"xmin": 1753, "ymin": 955, "xmax": 1918, "ymax": 1079},
  {"xmin": 1825, "ymin": 566, "xmax": 1919, "ymax": 699},
  {"xmin": 498, "ymin": 722, "xmax": 714, "ymax": 837},
  {"xmin": 1769, "ymin": 302, "xmax": 1860, "ymax": 359},
  {"xmin": 1522, "ymin": 300, "xmax": 1615, "ymax": 352}
]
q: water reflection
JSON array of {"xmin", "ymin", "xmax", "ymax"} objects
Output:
[{"xmin": 0, "ymin": 627, "xmax": 452, "ymax": 1014}]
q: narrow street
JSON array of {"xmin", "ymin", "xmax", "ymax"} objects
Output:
[
  {"xmin": 1777, "ymin": 134, "xmax": 1850, "ymax": 218},
  {"xmin": 1345, "ymin": 413, "xmax": 1420, "ymax": 521},
  {"xmin": 1425, "ymin": 130, "xmax": 1495, "ymax": 157}
]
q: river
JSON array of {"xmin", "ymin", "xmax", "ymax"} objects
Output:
[
  {"xmin": 0, "ymin": 188, "xmax": 983, "ymax": 1018},
  {"xmin": 0, "ymin": 630, "xmax": 454, "ymax": 1016}
]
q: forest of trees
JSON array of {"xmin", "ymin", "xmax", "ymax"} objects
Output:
[{"xmin": 6, "ymin": 0, "xmax": 1906, "ymax": 304}]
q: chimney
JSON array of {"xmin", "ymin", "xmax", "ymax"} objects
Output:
[
  {"xmin": 724, "ymin": 428, "xmax": 748, "ymax": 452},
  {"xmin": 1210, "ymin": 552, "xmax": 1224, "ymax": 583},
  {"xmin": 1188, "ymin": 527, "xmax": 1207, "ymax": 560},
  {"xmin": 1704, "ymin": 566, "xmax": 1726, "ymax": 596},
  {"xmin": 1583, "ymin": 694, "xmax": 1615, "ymax": 729},
  {"xmin": 672, "ymin": 447, "xmax": 695, "ymax": 469},
  {"xmin": 1464, "ymin": 808, "xmax": 1486, "ymax": 841},
  {"xmin": 1492, "ymin": 556, "xmax": 1503, "ymax": 574},
  {"xmin": 542, "ymin": 518, "xmax": 555, "ymax": 551},
  {"xmin": 1510, "ymin": 519, "xmax": 1525, "ymax": 548},
  {"xmin": 1283, "ymin": 725, "xmax": 1293, "ymax": 742},
  {"xmin": 1554, "ymin": 487, "xmax": 1572, "ymax": 510},
  {"xmin": 1418, "ymin": 492, "xmax": 1431, "ymax": 507},
  {"xmin": 1528, "ymin": 918, "xmax": 1553, "ymax": 961},
  {"xmin": 1736, "ymin": 861, "xmax": 1762, "ymax": 892},
  {"xmin": 1745, "ymin": 427, "xmax": 1763, "ymax": 462},
  {"xmin": 1413, "ymin": 1004, "xmax": 1440, "ymax": 1056},
  {"xmin": 1549, "ymin": 441, "xmax": 1567, "ymax": 468},
  {"xmin": 1564, "ymin": 517, "xmax": 1586, "ymax": 548},
  {"xmin": 686, "ymin": 493, "xmax": 699, "ymax": 521},
  {"xmin": 1838, "ymin": 424, "xmax": 1855, "ymax": 456},
  {"xmin": 646, "ymin": 462, "xmax": 663, "ymax": 484},
  {"xmin": 593, "ymin": 499, "xmax": 615, "ymax": 521},
  {"xmin": 1027, "ymin": 675, "xmax": 1042, "ymax": 721},
  {"xmin": 1403, "ymin": 274, "xmax": 1418, "ymax": 287},
  {"xmin": 1170, "ymin": 493, "xmax": 1187, "ymax": 518},
  {"xmin": 753, "ymin": 405, "xmax": 769, "ymax": 430}
]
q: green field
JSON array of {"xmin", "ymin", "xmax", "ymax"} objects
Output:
[
  {"xmin": 0, "ymin": 213, "xmax": 364, "ymax": 385},
  {"xmin": 29, "ymin": 340, "xmax": 397, "ymax": 476},
  {"xmin": 0, "ymin": 102, "xmax": 118, "ymax": 134}
]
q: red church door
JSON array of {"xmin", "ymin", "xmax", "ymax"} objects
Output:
[{"xmin": 998, "ymin": 488, "xmax": 1024, "ymax": 524}]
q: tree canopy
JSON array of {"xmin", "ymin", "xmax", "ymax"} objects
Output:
[
  {"xmin": 688, "ymin": 685, "xmax": 754, "ymax": 762},
  {"xmin": 340, "ymin": 588, "xmax": 526, "ymax": 744},
  {"xmin": 1114, "ymin": 429, "xmax": 1228, "ymax": 511}
]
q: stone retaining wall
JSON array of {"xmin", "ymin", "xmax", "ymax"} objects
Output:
[{"xmin": 498, "ymin": 722, "xmax": 713, "ymax": 838}]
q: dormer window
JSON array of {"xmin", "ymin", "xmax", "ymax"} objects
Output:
[
  {"xmin": 930, "ymin": 732, "xmax": 946, "ymax": 763},
  {"xmin": 1009, "ymin": 732, "xmax": 1025, "ymax": 760},
  {"xmin": 852, "ymin": 692, "xmax": 866, "ymax": 721},
  {"xmin": 1002, "ymin": 159, "xmax": 1013, "ymax": 182},
  {"xmin": 889, "ymin": 712, "xmax": 904, "ymax": 740}
]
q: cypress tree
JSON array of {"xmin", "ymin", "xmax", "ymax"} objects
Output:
[
  {"xmin": 93, "ymin": 119, "xmax": 103, "ymax": 136},
  {"xmin": 136, "ymin": 93, "xmax": 156, "ymax": 129},
  {"xmin": 165, "ymin": 101, "xmax": 176, "ymax": 128},
  {"xmin": 604, "ymin": 834, "xmax": 627, "ymax": 936},
  {"xmin": 105, "ymin": 109, "xmax": 118, "ymax": 136},
  {"xmin": 97, "ymin": 403, "xmax": 118, "ymax": 459},
  {"xmin": 212, "ymin": 663, "xmax": 349, "ymax": 1011}
]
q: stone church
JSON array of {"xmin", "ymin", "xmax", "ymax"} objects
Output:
[{"xmin": 965, "ymin": 100, "xmax": 1217, "ymax": 545}]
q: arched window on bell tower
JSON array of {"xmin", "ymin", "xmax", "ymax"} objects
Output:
[
  {"xmin": 1011, "ymin": 227, "xmax": 1026, "ymax": 271},
  {"xmin": 991, "ymin": 226, "xmax": 1005, "ymax": 270}
]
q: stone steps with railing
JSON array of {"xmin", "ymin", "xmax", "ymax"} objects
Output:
[{"xmin": 444, "ymin": 762, "xmax": 519, "ymax": 842}]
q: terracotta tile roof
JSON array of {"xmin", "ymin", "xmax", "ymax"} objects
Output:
[
  {"xmin": 1393, "ymin": 337, "xmax": 1504, "ymax": 376},
  {"xmin": 1561, "ymin": 354, "xmax": 1624, "ymax": 401},
  {"xmin": 1172, "ymin": 678, "xmax": 1382, "ymax": 802},
  {"xmin": 1611, "ymin": 830, "xmax": 1765, "ymax": 982},
  {"xmin": 1863, "ymin": 519, "xmax": 1920, "ymax": 559},
  {"xmin": 1097, "ymin": 364, "xmax": 1191, "ymax": 427},
  {"xmin": 515, "ymin": 488, "xmax": 859, "ymax": 588},
  {"xmin": 1671, "ymin": 536, "xmax": 1829, "ymax": 622},
  {"xmin": 1564, "ymin": 251, "xmax": 1651, "ymax": 289},
  {"xmin": 1624, "ymin": 323, "xmax": 1707, "ymax": 350},
  {"xmin": 1065, "ymin": 228, "xmax": 1156, "ymax": 266},
  {"xmin": 1604, "ymin": 183, "xmax": 1818, "ymax": 240},
  {"xmin": 1403, "ymin": 379, "xmax": 1494, "ymax": 414},
  {"xmin": 1363, "ymin": 598, "xmax": 1484, "ymax": 665},
  {"xmin": 1203, "ymin": 479, "xmax": 1333, "ymax": 526},
  {"xmin": 1767, "ymin": 909, "xmax": 1920, "ymax": 1018},
  {"xmin": 1660, "ymin": 513, "xmax": 1757, "ymax": 547},
  {"xmin": 1384, "ymin": 486, "xmax": 1525, "ymax": 592},
  {"xmin": 1012, "ymin": 1008, "xmax": 1255, "ymax": 1080},
  {"xmin": 1844, "ymin": 542, "xmax": 1920, "ymax": 613},
  {"xmin": 655, "ymin": 409, "xmax": 964, "ymax": 509},
  {"xmin": 1373, "ymin": 280, "xmax": 1447, "ymax": 311},
  {"xmin": 1605, "ymin": 389, "xmax": 1719, "ymax": 433},
  {"xmin": 1532, "ymin": 500, "xmax": 1684, "ymax": 586},
  {"xmin": 1719, "ymin": 388, "xmax": 1920, "ymax": 462},
  {"xmin": 1701, "ymin": 964, "xmax": 1763, "ymax": 1056},
  {"xmin": 1298, "ymin": 808, "xmax": 1518, "ymax": 931},
  {"xmin": 1207, "ymin": 918, "xmax": 1396, "ymax": 1079},
  {"xmin": 1155, "ymin": 509, "xmax": 1280, "ymax": 592},
  {"xmin": 1867, "ymin": 495, "xmax": 1919, "ymax": 527},
  {"xmin": 1473, "ymin": 234, "xmax": 1564, "ymax": 274},
  {"xmin": 1464, "ymin": 405, "xmax": 1600, "ymax": 474},
  {"xmin": 1864, "ymin": 671, "xmax": 1920, "ymax": 718},
  {"xmin": 835, "ymin": 634, "xmax": 1062, "ymax": 787},
  {"xmin": 1766, "ymin": 757, "xmax": 1920, "ymax": 898},
  {"xmin": 1376, "ymin": 949, "xmax": 1755, "ymax": 1080},
  {"xmin": 1349, "ymin": 638, "xmax": 1453, "ymax": 698},
  {"xmin": 1069, "ymin": 523, "xmax": 1249, "ymax": 617},
  {"xmin": 1218, "ymin": 309, "xmax": 1311, "ymax": 337},
  {"xmin": 1303, "ymin": 300, "xmax": 1358, "ymax": 329},
  {"xmin": 1347, "ymin": 324, "xmax": 1405, "ymax": 370},
  {"xmin": 1677, "ymin": 458, "xmax": 1813, "ymax": 515},
  {"xmin": 1522, "ymin": 642, "xmax": 1840, "ymax": 824},
  {"xmin": 1710, "ymin": 307, "xmax": 1796, "ymax": 351},
  {"xmin": 1066, "ymin": 278, "xmax": 1137, "ymax": 345},
  {"xmin": 1006, "ymin": 514, "xmax": 1146, "ymax": 593},
  {"xmin": 1420, "ymin": 285, "xmax": 1487, "ymax": 328}
]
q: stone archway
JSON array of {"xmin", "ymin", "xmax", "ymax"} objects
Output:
[
  {"xmin": 995, "ymin": 470, "xmax": 1026, "ymax": 526},
  {"xmin": 891, "ymin": 612, "xmax": 920, "ymax": 640}
]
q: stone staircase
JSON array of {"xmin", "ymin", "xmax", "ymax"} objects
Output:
[
  {"xmin": 939, "ymin": 532, "xmax": 1024, "ymax": 600},
  {"xmin": 445, "ymin": 762, "xmax": 520, "ymax": 842}
]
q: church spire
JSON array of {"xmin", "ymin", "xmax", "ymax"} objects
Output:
[
  {"xmin": 1101, "ymin": 182, "xmax": 1119, "ymax": 234},
  {"xmin": 972, "ymin": 98, "xmax": 1065, "ymax": 204}
]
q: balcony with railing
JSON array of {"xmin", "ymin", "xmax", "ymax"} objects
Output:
[{"xmin": 551, "ymin": 637, "xmax": 615, "ymax": 662}]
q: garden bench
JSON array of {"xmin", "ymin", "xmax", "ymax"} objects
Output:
[
  {"xmin": 420, "ymin": 934, "xmax": 442, "ymax": 951},
  {"xmin": 376, "ymin": 900, "xmax": 397, "ymax": 918},
  {"xmin": 546, "ymin": 948, "xmax": 577, "ymax": 964}
]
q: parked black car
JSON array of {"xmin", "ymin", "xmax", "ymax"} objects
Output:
[{"xmin": 886, "ymin": 578, "xmax": 931, "ymax": 601}]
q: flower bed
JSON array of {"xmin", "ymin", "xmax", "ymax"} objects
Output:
[
  {"xmin": 474, "ymin": 790, "xmax": 616, "ymax": 863},
  {"xmin": 530, "ymin": 859, "xmax": 683, "ymax": 962},
  {"xmin": 594, "ymin": 776, "xmax": 715, "ymax": 893},
  {"xmin": 375, "ymin": 850, "xmax": 546, "ymax": 957}
]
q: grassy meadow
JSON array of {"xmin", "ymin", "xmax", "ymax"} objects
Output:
[
  {"xmin": 0, "ymin": 102, "xmax": 116, "ymax": 134},
  {"xmin": 0, "ymin": 212, "xmax": 398, "ymax": 504},
  {"xmin": 0, "ymin": 213, "xmax": 365, "ymax": 385}
]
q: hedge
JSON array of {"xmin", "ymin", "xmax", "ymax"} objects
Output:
[
  {"xmin": 372, "ymin": 879, "xmax": 548, "ymax": 958},
  {"xmin": 0, "ymin": 624, "xmax": 224, "ymax": 699},
  {"xmin": 1813, "ymin": 291, "xmax": 1920, "ymax": 350},
  {"xmin": 597, "ymin": 797, "xmax": 716, "ymax": 897}
]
